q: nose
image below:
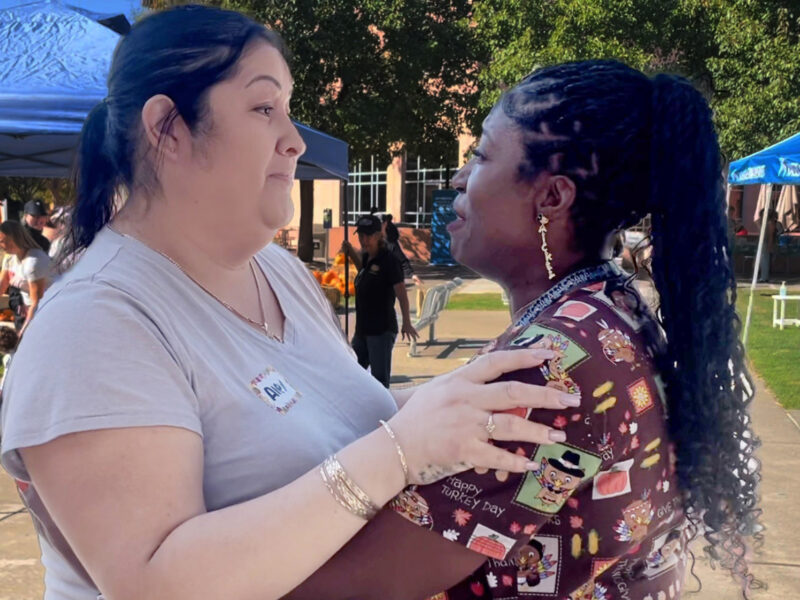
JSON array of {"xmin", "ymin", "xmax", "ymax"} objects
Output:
[
  {"xmin": 278, "ymin": 118, "xmax": 307, "ymax": 158},
  {"xmin": 451, "ymin": 162, "xmax": 470, "ymax": 193}
]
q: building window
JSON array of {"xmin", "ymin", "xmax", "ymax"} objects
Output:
[
  {"xmin": 346, "ymin": 156, "xmax": 386, "ymax": 224},
  {"xmin": 403, "ymin": 156, "xmax": 454, "ymax": 228}
]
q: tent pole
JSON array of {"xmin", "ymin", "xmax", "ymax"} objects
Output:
[
  {"xmin": 342, "ymin": 178, "xmax": 350, "ymax": 339},
  {"xmin": 743, "ymin": 183, "xmax": 772, "ymax": 346}
]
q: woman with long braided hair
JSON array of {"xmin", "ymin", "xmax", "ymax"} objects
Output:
[{"xmin": 287, "ymin": 60, "xmax": 761, "ymax": 600}]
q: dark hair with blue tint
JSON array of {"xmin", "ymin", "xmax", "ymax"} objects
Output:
[
  {"xmin": 62, "ymin": 4, "xmax": 286, "ymax": 264},
  {"xmin": 501, "ymin": 60, "xmax": 761, "ymax": 595}
]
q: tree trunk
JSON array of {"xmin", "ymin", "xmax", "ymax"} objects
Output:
[{"xmin": 297, "ymin": 180, "xmax": 315, "ymax": 262}]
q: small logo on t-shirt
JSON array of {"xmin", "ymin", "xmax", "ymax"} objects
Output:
[{"xmin": 250, "ymin": 366, "xmax": 301, "ymax": 414}]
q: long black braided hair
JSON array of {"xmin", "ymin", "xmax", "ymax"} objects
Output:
[{"xmin": 500, "ymin": 60, "xmax": 762, "ymax": 594}]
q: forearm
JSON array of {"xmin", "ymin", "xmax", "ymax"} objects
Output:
[
  {"xmin": 138, "ymin": 429, "xmax": 405, "ymax": 600},
  {"xmin": 285, "ymin": 509, "xmax": 485, "ymax": 600},
  {"xmin": 396, "ymin": 287, "xmax": 412, "ymax": 323}
]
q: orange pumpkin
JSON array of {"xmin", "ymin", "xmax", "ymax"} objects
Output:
[
  {"xmin": 312, "ymin": 270, "xmax": 323, "ymax": 283},
  {"xmin": 348, "ymin": 282, "xmax": 356, "ymax": 296},
  {"xmin": 322, "ymin": 271, "xmax": 338, "ymax": 286},
  {"xmin": 333, "ymin": 252, "xmax": 346, "ymax": 266}
]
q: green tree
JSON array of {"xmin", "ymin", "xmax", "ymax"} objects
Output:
[
  {"xmin": 705, "ymin": 1, "xmax": 800, "ymax": 160},
  {"xmin": 469, "ymin": 0, "xmax": 800, "ymax": 162}
]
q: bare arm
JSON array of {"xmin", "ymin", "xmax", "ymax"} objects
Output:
[
  {"xmin": 20, "ymin": 349, "xmax": 567, "ymax": 600},
  {"xmin": 394, "ymin": 282, "xmax": 418, "ymax": 342},
  {"xmin": 22, "ymin": 425, "xmax": 406, "ymax": 600},
  {"xmin": 0, "ymin": 269, "xmax": 9, "ymax": 296},
  {"xmin": 18, "ymin": 277, "xmax": 45, "ymax": 337}
]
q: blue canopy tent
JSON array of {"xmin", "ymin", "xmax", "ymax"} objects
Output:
[
  {"xmin": 0, "ymin": 1, "xmax": 349, "ymax": 180},
  {"xmin": 728, "ymin": 132, "xmax": 800, "ymax": 344}
]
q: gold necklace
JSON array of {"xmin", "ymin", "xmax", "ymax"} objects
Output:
[{"xmin": 111, "ymin": 227, "xmax": 282, "ymax": 342}]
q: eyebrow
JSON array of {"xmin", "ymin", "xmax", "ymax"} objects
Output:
[{"xmin": 245, "ymin": 74, "xmax": 282, "ymax": 89}]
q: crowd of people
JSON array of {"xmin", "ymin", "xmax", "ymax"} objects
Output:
[{"xmin": 0, "ymin": 5, "xmax": 761, "ymax": 600}]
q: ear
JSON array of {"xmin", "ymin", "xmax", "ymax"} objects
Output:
[
  {"xmin": 140, "ymin": 95, "xmax": 189, "ymax": 162},
  {"xmin": 534, "ymin": 174, "xmax": 577, "ymax": 222}
]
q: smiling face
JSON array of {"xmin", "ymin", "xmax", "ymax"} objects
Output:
[
  {"xmin": 158, "ymin": 41, "xmax": 306, "ymax": 243},
  {"xmin": 447, "ymin": 109, "xmax": 542, "ymax": 280}
]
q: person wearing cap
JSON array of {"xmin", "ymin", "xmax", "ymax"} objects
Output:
[
  {"xmin": 23, "ymin": 199, "xmax": 51, "ymax": 254},
  {"xmin": 340, "ymin": 214, "xmax": 418, "ymax": 387}
]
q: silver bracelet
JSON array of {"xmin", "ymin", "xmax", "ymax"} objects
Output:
[{"xmin": 379, "ymin": 419, "xmax": 409, "ymax": 485}]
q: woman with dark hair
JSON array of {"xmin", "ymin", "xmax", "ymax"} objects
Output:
[
  {"xmin": 286, "ymin": 61, "xmax": 761, "ymax": 600},
  {"xmin": 0, "ymin": 220, "xmax": 51, "ymax": 333},
  {"xmin": 0, "ymin": 6, "xmax": 574, "ymax": 600}
]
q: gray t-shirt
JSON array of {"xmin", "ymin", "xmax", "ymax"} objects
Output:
[{"xmin": 1, "ymin": 227, "xmax": 397, "ymax": 600}]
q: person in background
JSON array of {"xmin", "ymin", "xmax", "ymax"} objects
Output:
[
  {"xmin": 0, "ymin": 325, "xmax": 18, "ymax": 397},
  {"xmin": 341, "ymin": 214, "xmax": 418, "ymax": 387},
  {"xmin": 45, "ymin": 207, "xmax": 71, "ymax": 261},
  {"xmin": 0, "ymin": 221, "xmax": 51, "ymax": 334},
  {"xmin": 381, "ymin": 213, "xmax": 422, "ymax": 286},
  {"xmin": 22, "ymin": 199, "xmax": 51, "ymax": 254}
]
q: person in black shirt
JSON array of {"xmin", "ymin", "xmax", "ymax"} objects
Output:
[
  {"xmin": 341, "ymin": 215, "xmax": 418, "ymax": 387},
  {"xmin": 23, "ymin": 199, "xmax": 51, "ymax": 253}
]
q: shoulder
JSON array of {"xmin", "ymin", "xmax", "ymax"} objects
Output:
[
  {"xmin": 260, "ymin": 242, "xmax": 314, "ymax": 284},
  {"xmin": 500, "ymin": 282, "xmax": 662, "ymax": 403}
]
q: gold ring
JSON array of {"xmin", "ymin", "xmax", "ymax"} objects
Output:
[{"xmin": 485, "ymin": 413, "xmax": 497, "ymax": 438}]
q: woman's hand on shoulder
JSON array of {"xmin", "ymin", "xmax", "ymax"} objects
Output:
[{"xmin": 387, "ymin": 348, "xmax": 581, "ymax": 485}]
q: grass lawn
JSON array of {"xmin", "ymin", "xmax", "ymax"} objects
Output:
[
  {"xmin": 445, "ymin": 293, "xmax": 507, "ymax": 311},
  {"xmin": 736, "ymin": 287, "xmax": 800, "ymax": 410},
  {"xmin": 443, "ymin": 288, "xmax": 799, "ymax": 410}
]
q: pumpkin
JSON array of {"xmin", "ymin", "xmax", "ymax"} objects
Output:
[
  {"xmin": 468, "ymin": 535, "xmax": 507, "ymax": 559},
  {"xmin": 322, "ymin": 271, "xmax": 338, "ymax": 286},
  {"xmin": 312, "ymin": 270, "xmax": 323, "ymax": 283},
  {"xmin": 595, "ymin": 470, "xmax": 628, "ymax": 496},
  {"xmin": 348, "ymin": 282, "xmax": 356, "ymax": 296},
  {"xmin": 333, "ymin": 252, "xmax": 346, "ymax": 266}
]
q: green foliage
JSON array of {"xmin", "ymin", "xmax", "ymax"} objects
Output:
[
  {"xmin": 706, "ymin": 1, "xmax": 800, "ymax": 160},
  {"xmin": 469, "ymin": 0, "xmax": 800, "ymax": 161},
  {"xmin": 188, "ymin": 0, "xmax": 479, "ymax": 164},
  {"xmin": 142, "ymin": 1, "xmax": 800, "ymax": 166}
]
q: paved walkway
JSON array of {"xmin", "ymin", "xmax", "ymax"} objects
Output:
[{"xmin": 1, "ymin": 306, "xmax": 798, "ymax": 599}]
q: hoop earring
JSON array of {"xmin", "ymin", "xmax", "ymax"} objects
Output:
[{"xmin": 538, "ymin": 214, "xmax": 556, "ymax": 280}]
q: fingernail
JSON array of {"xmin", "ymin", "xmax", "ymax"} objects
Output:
[
  {"xmin": 548, "ymin": 430, "xmax": 567, "ymax": 442},
  {"xmin": 526, "ymin": 461, "xmax": 541, "ymax": 471},
  {"xmin": 561, "ymin": 394, "xmax": 581, "ymax": 407}
]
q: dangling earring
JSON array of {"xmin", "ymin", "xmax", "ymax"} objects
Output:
[{"xmin": 538, "ymin": 214, "xmax": 556, "ymax": 280}]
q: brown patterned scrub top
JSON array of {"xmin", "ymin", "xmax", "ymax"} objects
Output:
[{"xmin": 391, "ymin": 266, "xmax": 688, "ymax": 600}]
